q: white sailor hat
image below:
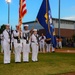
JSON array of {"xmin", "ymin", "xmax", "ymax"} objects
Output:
[
  {"xmin": 33, "ymin": 29, "xmax": 37, "ymax": 31},
  {"xmin": 24, "ymin": 24, "xmax": 29, "ymax": 27}
]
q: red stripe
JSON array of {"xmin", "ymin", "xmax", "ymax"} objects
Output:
[
  {"xmin": 22, "ymin": 9, "xmax": 27, "ymax": 17},
  {"xmin": 23, "ymin": 0, "xmax": 25, "ymax": 2},
  {"xmin": 22, "ymin": 0, "xmax": 27, "ymax": 17},
  {"xmin": 22, "ymin": 4, "xmax": 26, "ymax": 10},
  {"xmin": 19, "ymin": 0, "xmax": 27, "ymax": 27}
]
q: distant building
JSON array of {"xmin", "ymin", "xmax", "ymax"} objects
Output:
[{"xmin": 23, "ymin": 18, "xmax": 75, "ymax": 38}]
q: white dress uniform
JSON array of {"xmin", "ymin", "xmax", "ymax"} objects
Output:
[
  {"xmin": 39, "ymin": 36, "xmax": 46, "ymax": 53},
  {"xmin": 46, "ymin": 42, "xmax": 55, "ymax": 53},
  {"xmin": 22, "ymin": 30, "xmax": 30, "ymax": 62},
  {"xmin": 31, "ymin": 30, "xmax": 39, "ymax": 62},
  {"xmin": 3, "ymin": 29, "xmax": 11, "ymax": 64},
  {"xmin": 13, "ymin": 30, "xmax": 22, "ymax": 63},
  {"xmin": 46, "ymin": 43, "xmax": 51, "ymax": 52},
  {"xmin": 0, "ymin": 33, "xmax": 4, "ymax": 53}
]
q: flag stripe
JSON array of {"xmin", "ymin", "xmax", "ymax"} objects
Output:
[
  {"xmin": 18, "ymin": 0, "xmax": 27, "ymax": 28},
  {"xmin": 22, "ymin": 0, "xmax": 27, "ymax": 17},
  {"xmin": 22, "ymin": 9, "xmax": 27, "ymax": 17}
]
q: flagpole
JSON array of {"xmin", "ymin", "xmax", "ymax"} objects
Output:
[
  {"xmin": 7, "ymin": 1, "xmax": 10, "ymax": 24},
  {"xmin": 5, "ymin": 0, "xmax": 11, "ymax": 24},
  {"xmin": 19, "ymin": 0, "xmax": 22, "ymax": 29},
  {"xmin": 58, "ymin": 0, "xmax": 60, "ymax": 37},
  {"xmin": 46, "ymin": 0, "xmax": 50, "ymax": 33}
]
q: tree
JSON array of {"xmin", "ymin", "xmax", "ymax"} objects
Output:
[
  {"xmin": 0, "ymin": 24, "xmax": 6, "ymax": 34},
  {"xmin": 72, "ymin": 34, "xmax": 75, "ymax": 42}
]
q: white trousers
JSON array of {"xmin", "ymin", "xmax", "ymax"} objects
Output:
[
  {"xmin": 39, "ymin": 43, "xmax": 45, "ymax": 52},
  {"xmin": 14, "ymin": 46, "xmax": 22, "ymax": 62},
  {"xmin": 3, "ymin": 43, "xmax": 11, "ymax": 64},
  {"xmin": 46, "ymin": 44, "xmax": 51, "ymax": 52},
  {"xmin": 59, "ymin": 42, "xmax": 62, "ymax": 48},
  {"xmin": 51, "ymin": 46, "xmax": 55, "ymax": 52},
  {"xmin": 14, "ymin": 39, "xmax": 22, "ymax": 62},
  {"xmin": 23, "ymin": 41, "xmax": 30, "ymax": 62},
  {"xmin": 31, "ymin": 43, "xmax": 38, "ymax": 61}
]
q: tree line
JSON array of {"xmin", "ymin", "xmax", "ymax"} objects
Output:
[{"xmin": 0, "ymin": 24, "xmax": 6, "ymax": 34}]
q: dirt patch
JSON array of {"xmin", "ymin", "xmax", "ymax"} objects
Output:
[
  {"xmin": 55, "ymin": 49, "xmax": 75, "ymax": 53},
  {"xmin": 57, "ymin": 72, "xmax": 75, "ymax": 75}
]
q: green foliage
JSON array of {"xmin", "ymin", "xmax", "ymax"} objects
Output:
[
  {"xmin": 0, "ymin": 24, "xmax": 6, "ymax": 34},
  {"xmin": 72, "ymin": 34, "xmax": 75, "ymax": 42}
]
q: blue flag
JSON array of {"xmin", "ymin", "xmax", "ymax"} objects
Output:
[
  {"xmin": 37, "ymin": 0, "xmax": 57, "ymax": 48},
  {"xmin": 50, "ymin": 24, "xmax": 57, "ymax": 48}
]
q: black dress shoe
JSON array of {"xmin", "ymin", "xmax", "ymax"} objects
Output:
[
  {"xmin": 32, "ymin": 60, "xmax": 35, "ymax": 62},
  {"xmin": 15, "ymin": 62, "xmax": 21, "ymax": 63},
  {"xmin": 32, "ymin": 60, "xmax": 38, "ymax": 62},
  {"xmin": 52, "ymin": 51, "xmax": 55, "ymax": 53},
  {"xmin": 4, "ymin": 63, "xmax": 10, "ymax": 64},
  {"xmin": 35, "ymin": 60, "xmax": 38, "ymax": 62}
]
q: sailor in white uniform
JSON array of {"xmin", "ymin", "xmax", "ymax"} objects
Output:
[
  {"xmin": 31, "ymin": 29, "xmax": 39, "ymax": 62},
  {"xmin": 22, "ymin": 24, "xmax": 30, "ymax": 62},
  {"xmin": 45, "ymin": 38, "xmax": 51, "ymax": 53},
  {"xmin": 13, "ymin": 25, "xmax": 22, "ymax": 63},
  {"xmin": 39, "ymin": 33, "xmax": 46, "ymax": 53},
  {"xmin": 3, "ymin": 24, "xmax": 11, "ymax": 64}
]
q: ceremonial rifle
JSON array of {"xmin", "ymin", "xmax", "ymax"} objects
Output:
[{"xmin": 10, "ymin": 26, "xmax": 12, "ymax": 51}]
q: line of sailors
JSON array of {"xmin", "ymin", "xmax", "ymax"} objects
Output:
[
  {"xmin": 0, "ymin": 24, "xmax": 38, "ymax": 64},
  {"xmin": 0, "ymin": 24, "xmax": 55, "ymax": 64}
]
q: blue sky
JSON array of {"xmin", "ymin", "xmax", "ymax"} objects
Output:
[{"xmin": 0, "ymin": 0, "xmax": 75, "ymax": 29}]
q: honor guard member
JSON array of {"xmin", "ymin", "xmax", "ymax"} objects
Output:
[
  {"xmin": 22, "ymin": 24, "xmax": 31, "ymax": 62},
  {"xmin": 13, "ymin": 25, "xmax": 22, "ymax": 63},
  {"xmin": 58, "ymin": 37, "xmax": 62, "ymax": 49},
  {"xmin": 3, "ymin": 24, "xmax": 11, "ymax": 64},
  {"xmin": 31, "ymin": 29, "xmax": 39, "ymax": 62},
  {"xmin": 39, "ymin": 33, "xmax": 46, "ymax": 53},
  {"xmin": 45, "ymin": 38, "xmax": 51, "ymax": 53},
  {"xmin": 0, "ymin": 33, "xmax": 4, "ymax": 53}
]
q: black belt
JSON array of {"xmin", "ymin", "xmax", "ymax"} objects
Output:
[
  {"xmin": 14, "ymin": 37, "xmax": 18, "ymax": 39},
  {"xmin": 31, "ymin": 41, "xmax": 35, "ymax": 43},
  {"xmin": 14, "ymin": 37, "xmax": 21, "ymax": 39},
  {"xmin": 14, "ymin": 37, "xmax": 21, "ymax": 43},
  {"xmin": 23, "ymin": 37, "xmax": 26, "ymax": 39}
]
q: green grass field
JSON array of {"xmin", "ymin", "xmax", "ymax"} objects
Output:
[{"xmin": 0, "ymin": 53, "xmax": 75, "ymax": 75}]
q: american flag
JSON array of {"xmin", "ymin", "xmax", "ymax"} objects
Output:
[{"xmin": 19, "ymin": 0, "xmax": 27, "ymax": 27}]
